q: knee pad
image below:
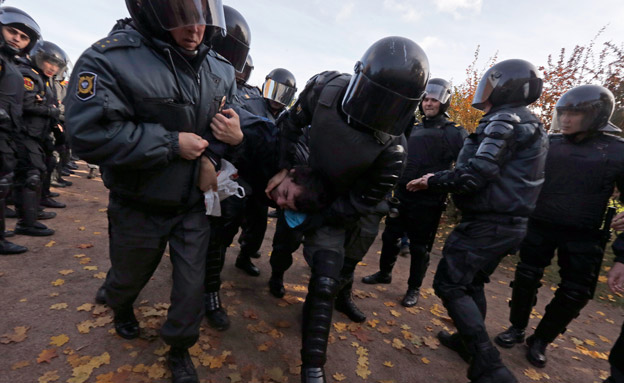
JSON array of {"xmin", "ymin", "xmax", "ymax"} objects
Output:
[
  {"xmin": 25, "ymin": 171, "xmax": 41, "ymax": 191},
  {"xmin": 309, "ymin": 276, "xmax": 340, "ymax": 300},
  {"xmin": 311, "ymin": 250, "xmax": 343, "ymax": 281},
  {"xmin": 515, "ymin": 263, "xmax": 544, "ymax": 286},
  {"xmin": 557, "ymin": 283, "xmax": 591, "ymax": 311}
]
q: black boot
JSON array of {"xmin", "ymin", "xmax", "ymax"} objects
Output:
[
  {"xmin": 205, "ymin": 291, "xmax": 230, "ymax": 331},
  {"xmin": 249, "ymin": 252, "xmax": 261, "ymax": 259},
  {"xmin": 301, "ymin": 366, "xmax": 326, "ymax": 383},
  {"xmin": 361, "ymin": 270, "xmax": 391, "ymax": 284},
  {"xmin": 15, "ymin": 221, "xmax": 54, "ymax": 236},
  {"xmin": 468, "ymin": 341, "xmax": 517, "ymax": 383},
  {"xmin": 5, "ymin": 206, "xmax": 17, "ymax": 218},
  {"xmin": 113, "ymin": 306, "xmax": 139, "ymax": 339},
  {"xmin": 495, "ymin": 326, "xmax": 525, "ymax": 348},
  {"xmin": 334, "ymin": 280, "xmax": 366, "ymax": 323},
  {"xmin": 268, "ymin": 273, "xmax": 285, "ymax": 298},
  {"xmin": 167, "ymin": 347, "xmax": 198, "ymax": 383},
  {"xmin": 37, "ymin": 210, "xmax": 56, "ymax": 220},
  {"xmin": 437, "ymin": 330, "xmax": 471, "ymax": 363},
  {"xmin": 0, "ymin": 239, "xmax": 27, "ymax": 255},
  {"xmin": 0, "ymin": 192, "xmax": 27, "ymax": 255},
  {"xmin": 526, "ymin": 335, "xmax": 548, "ymax": 368},
  {"xmin": 95, "ymin": 285, "xmax": 107, "ymax": 305},
  {"xmin": 40, "ymin": 197, "xmax": 66, "ymax": 209},
  {"xmin": 235, "ymin": 253, "xmax": 260, "ymax": 276},
  {"xmin": 401, "ymin": 288, "xmax": 419, "ymax": 307}
]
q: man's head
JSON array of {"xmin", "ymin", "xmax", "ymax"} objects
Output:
[
  {"xmin": 235, "ymin": 54, "xmax": 253, "ymax": 85},
  {"xmin": 125, "ymin": 0, "xmax": 226, "ymax": 47},
  {"xmin": 419, "ymin": 78, "xmax": 451, "ymax": 118},
  {"xmin": 420, "ymin": 97, "xmax": 441, "ymax": 118},
  {"xmin": 270, "ymin": 167, "xmax": 330, "ymax": 213},
  {"xmin": 31, "ymin": 41, "xmax": 68, "ymax": 78},
  {"xmin": 0, "ymin": 6, "xmax": 41, "ymax": 56},
  {"xmin": 552, "ymin": 84, "xmax": 620, "ymax": 141},
  {"xmin": 211, "ymin": 5, "xmax": 251, "ymax": 72},
  {"xmin": 342, "ymin": 36, "xmax": 429, "ymax": 136},
  {"xmin": 262, "ymin": 68, "xmax": 297, "ymax": 112}
]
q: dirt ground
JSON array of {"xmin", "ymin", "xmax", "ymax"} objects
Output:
[{"xmin": 1, "ymin": 161, "xmax": 623, "ymax": 383}]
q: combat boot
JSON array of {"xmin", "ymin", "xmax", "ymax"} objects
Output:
[
  {"xmin": 205, "ymin": 292, "xmax": 230, "ymax": 331},
  {"xmin": 235, "ymin": 253, "xmax": 260, "ymax": 276},
  {"xmin": 40, "ymin": 197, "xmax": 66, "ymax": 208},
  {"xmin": 334, "ymin": 280, "xmax": 366, "ymax": 323},
  {"xmin": 268, "ymin": 274, "xmax": 285, "ymax": 298},
  {"xmin": 95, "ymin": 286, "xmax": 107, "ymax": 305},
  {"xmin": 467, "ymin": 341, "xmax": 517, "ymax": 383},
  {"xmin": 401, "ymin": 288, "xmax": 419, "ymax": 307},
  {"xmin": 15, "ymin": 221, "xmax": 54, "ymax": 236},
  {"xmin": 113, "ymin": 306, "xmax": 139, "ymax": 339},
  {"xmin": 495, "ymin": 326, "xmax": 525, "ymax": 348},
  {"xmin": 437, "ymin": 330, "xmax": 471, "ymax": 363},
  {"xmin": 167, "ymin": 347, "xmax": 198, "ymax": 383},
  {"xmin": 301, "ymin": 366, "xmax": 325, "ymax": 383},
  {"xmin": 37, "ymin": 210, "xmax": 56, "ymax": 220},
  {"xmin": 361, "ymin": 271, "xmax": 391, "ymax": 284},
  {"xmin": 526, "ymin": 335, "xmax": 548, "ymax": 368},
  {"xmin": 0, "ymin": 239, "xmax": 27, "ymax": 255}
]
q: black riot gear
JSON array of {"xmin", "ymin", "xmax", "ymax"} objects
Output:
[
  {"xmin": 262, "ymin": 68, "xmax": 297, "ymax": 106},
  {"xmin": 0, "ymin": 6, "xmax": 41, "ymax": 55},
  {"xmin": 211, "ymin": 5, "xmax": 250, "ymax": 72},
  {"xmin": 342, "ymin": 36, "xmax": 429, "ymax": 136},
  {"xmin": 551, "ymin": 85, "xmax": 620, "ymax": 135},
  {"xmin": 237, "ymin": 54, "xmax": 253, "ymax": 84},
  {"xmin": 125, "ymin": 0, "xmax": 226, "ymax": 44},
  {"xmin": 30, "ymin": 41, "xmax": 69, "ymax": 74},
  {"xmin": 472, "ymin": 59, "xmax": 543, "ymax": 111},
  {"xmin": 419, "ymin": 78, "xmax": 452, "ymax": 115}
]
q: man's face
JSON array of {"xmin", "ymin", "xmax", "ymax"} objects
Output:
[
  {"xmin": 2, "ymin": 26, "xmax": 30, "ymax": 51},
  {"xmin": 558, "ymin": 110, "xmax": 586, "ymax": 135},
  {"xmin": 421, "ymin": 97, "xmax": 441, "ymax": 118},
  {"xmin": 170, "ymin": 24, "xmax": 205, "ymax": 51},
  {"xmin": 270, "ymin": 175, "xmax": 303, "ymax": 211},
  {"xmin": 40, "ymin": 60, "xmax": 60, "ymax": 78}
]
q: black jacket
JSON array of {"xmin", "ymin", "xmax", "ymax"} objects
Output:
[
  {"xmin": 66, "ymin": 22, "xmax": 236, "ymax": 209},
  {"xmin": 18, "ymin": 60, "xmax": 59, "ymax": 141},
  {"xmin": 0, "ymin": 53, "xmax": 25, "ymax": 140},
  {"xmin": 428, "ymin": 105, "xmax": 549, "ymax": 217}
]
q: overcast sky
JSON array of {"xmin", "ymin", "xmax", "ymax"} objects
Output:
[{"xmin": 14, "ymin": 0, "xmax": 624, "ymax": 93}]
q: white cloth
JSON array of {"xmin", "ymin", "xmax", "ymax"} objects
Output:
[{"xmin": 204, "ymin": 159, "xmax": 246, "ymax": 216}]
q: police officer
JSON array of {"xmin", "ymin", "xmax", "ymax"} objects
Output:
[
  {"xmin": 494, "ymin": 85, "xmax": 624, "ymax": 369},
  {"xmin": 65, "ymin": 1, "xmax": 241, "ymax": 382},
  {"xmin": 19, "ymin": 41, "xmax": 68, "ymax": 211},
  {"xmin": 266, "ymin": 36, "xmax": 428, "ymax": 383},
  {"xmin": 0, "ymin": 6, "xmax": 40, "ymax": 254},
  {"xmin": 410, "ymin": 59, "xmax": 548, "ymax": 383},
  {"xmin": 605, "ymin": 219, "xmax": 624, "ymax": 383},
  {"xmin": 362, "ymin": 78, "xmax": 467, "ymax": 307}
]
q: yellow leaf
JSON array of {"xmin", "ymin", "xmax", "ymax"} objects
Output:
[
  {"xmin": 38, "ymin": 370, "xmax": 60, "ymax": 383},
  {"xmin": 78, "ymin": 227, "xmax": 85, "ymax": 231},
  {"xmin": 93, "ymin": 232, "xmax": 101, "ymax": 235},
  {"xmin": 390, "ymin": 309, "xmax": 401, "ymax": 317},
  {"xmin": 93, "ymin": 272, "xmax": 106, "ymax": 279},
  {"xmin": 599, "ymin": 335, "xmax": 611, "ymax": 344},
  {"xmin": 59, "ymin": 270, "xmax": 74, "ymax": 275},
  {"xmin": 383, "ymin": 361, "xmax": 394, "ymax": 367},
  {"xmin": 11, "ymin": 360, "xmax": 30, "ymax": 370},
  {"xmin": 50, "ymin": 334, "xmax": 69, "ymax": 347},
  {"xmin": 598, "ymin": 276, "xmax": 608, "ymax": 283},
  {"xmin": 392, "ymin": 338, "xmax": 405, "ymax": 349},
  {"xmin": 77, "ymin": 303, "xmax": 94, "ymax": 312},
  {"xmin": 50, "ymin": 303, "xmax": 68, "ymax": 310},
  {"xmin": 98, "ymin": 209, "xmax": 107, "ymax": 212},
  {"xmin": 73, "ymin": 254, "xmax": 86, "ymax": 258},
  {"xmin": 333, "ymin": 373, "xmax": 347, "ymax": 381},
  {"xmin": 333, "ymin": 322, "xmax": 347, "ymax": 333},
  {"xmin": 51, "ymin": 279, "xmax": 65, "ymax": 286},
  {"xmin": 79, "ymin": 258, "xmax": 91, "ymax": 265},
  {"xmin": 596, "ymin": 311, "xmax": 605, "ymax": 316},
  {"xmin": 585, "ymin": 339, "xmax": 596, "ymax": 346},
  {"xmin": 384, "ymin": 301, "xmax": 397, "ymax": 307},
  {"xmin": 84, "ymin": 266, "xmax": 98, "ymax": 271},
  {"xmin": 421, "ymin": 357, "xmax": 430, "ymax": 364},
  {"xmin": 45, "ymin": 241, "xmax": 56, "ymax": 247}
]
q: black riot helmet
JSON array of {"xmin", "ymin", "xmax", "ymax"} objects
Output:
[
  {"xmin": 125, "ymin": 0, "xmax": 226, "ymax": 45},
  {"xmin": 551, "ymin": 85, "xmax": 620, "ymax": 135},
  {"xmin": 419, "ymin": 78, "xmax": 452, "ymax": 116},
  {"xmin": 472, "ymin": 59, "xmax": 543, "ymax": 111},
  {"xmin": 236, "ymin": 54, "xmax": 253, "ymax": 84},
  {"xmin": 30, "ymin": 41, "xmax": 68, "ymax": 76},
  {"xmin": 211, "ymin": 5, "xmax": 250, "ymax": 72},
  {"xmin": 0, "ymin": 6, "xmax": 41, "ymax": 55},
  {"xmin": 262, "ymin": 68, "xmax": 297, "ymax": 107},
  {"xmin": 342, "ymin": 36, "xmax": 430, "ymax": 136}
]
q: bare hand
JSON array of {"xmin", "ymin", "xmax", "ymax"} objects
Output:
[
  {"xmin": 57, "ymin": 124, "xmax": 63, "ymax": 132},
  {"xmin": 406, "ymin": 173, "xmax": 434, "ymax": 192},
  {"xmin": 198, "ymin": 156, "xmax": 218, "ymax": 192},
  {"xmin": 266, "ymin": 169, "xmax": 289, "ymax": 199},
  {"xmin": 612, "ymin": 211, "xmax": 624, "ymax": 231},
  {"xmin": 211, "ymin": 108, "xmax": 243, "ymax": 145},
  {"xmin": 178, "ymin": 132, "xmax": 209, "ymax": 160},
  {"xmin": 608, "ymin": 261, "xmax": 624, "ymax": 294}
]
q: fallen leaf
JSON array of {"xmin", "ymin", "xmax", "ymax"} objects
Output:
[
  {"xmin": 45, "ymin": 241, "xmax": 57, "ymax": 247},
  {"xmin": 0, "ymin": 326, "xmax": 29, "ymax": 344},
  {"xmin": 598, "ymin": 276, "xmax": 608, "ymax": 283},
  {"xmin": 50, "ymin": 303, "xmax": 68, "ymax": 310},
  {"xmin": 50, "ymin": 334, "xmax": 70, "ymax": 347},
  {"xmin": 228, "ymin": 373, "xmax": 242, "ymax": 383},
  {"xmin": 383, "ymin": 361, "xmax": 394, "ymax": 367},
  {"xmin": 77, "ymin": 303, "xmax": 94, "ymax": 312},
  {"xmin": 79, "ymin": 258, "xmax": 92, "ymax": 265},
  {"xmin": 37, "ymin": 348, "xmax": 59, "ymax": 364},
  {"xmin": 11, "ymin": 360, "xmax": 30, "ymax": 370},
  {"xmin": 77, "ymin": 244, "xmax": 93, "ymax": 249},
  {"xmin": 423, "ymin": 336, "xmax": 439, "ymax": 350},
  {"xmin": 74, "ymin": 254, "xmax": 86, "ymax": 258},
  {"xmin": 266, "ymin": 367, "xmax": 285, "ymax": 382},
  {"xmin": 333, "ymin": 372, "xmax": 347, "ymax": 381},
  {"xmin": 598, "ymin": 335, "xmax": 611, "ymax": 344},
  {"xmin": 51, "ymin": 279, "xmax": 65, "ymax": 286},
  {"xmin": 59, "ymin": 269, "xmax": 74, "ymax": 275},
  {"xmin": 83, "ymin": 266, "xmax": 97, "ymax": 271},
  {"xmin": 243, "ymin": 309, "xmax": 258, "ymax": 320},
  {"xmin": 421, "ymin": 357, "xmax": 430, "ymax": 364},
  {"xmin": 392, "ymin": 338, "xmax": 405, "ymax": 350},
  {"xmin": 38, "ymin": 370, "xmax": 60, "ymax": 383},
  {"xmin": 384, "ymin": 301, "xmax": 397, "ymax": 307},
  {"xmin": 94, "ymin": 272, "xmax": 107, "ymax": 279},
  {"xmin": 390, "ymin": 309, "xmax": 401, "ymax": 318}
]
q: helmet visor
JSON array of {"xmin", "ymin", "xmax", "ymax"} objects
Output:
[
  {"xmin": 262, "ymin": 78, "xmax": 296, "ymax": 106},
  {"xmin": 214, "ymin": 34, "xmax": 249, "ymax": 72},
  {"xmin": 550, "ymin": 108, "xmax": 592, "ymax": 134},
  {"xmin": 424, "ymin": 83, "xmax": 450, "ymax": 104},
  {"xmin": 35, "ymin": 53, "xmax": 67, "ymax": 74},
  {"xmin": 342, "ymin": 71, "xmax": 421, "ymax": 136},
  {"xmin": 148, "ymin": 0, "xmax": 226, "ymax": 31}
]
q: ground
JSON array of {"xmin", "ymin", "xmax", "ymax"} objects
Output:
[{"xmin": 1, "ymin": 161, "xmax": 623, "ymax": 383}]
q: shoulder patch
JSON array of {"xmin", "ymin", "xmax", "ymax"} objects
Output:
[
  {"xmin": 75, "ymin": 72, "xmax": 97, "ymax": 101},
  {"xmin": 23, "ymin": 77, "xmax": 34, "ymax": 91},
  {"xmin": 92, "ymin": 33, "xmax": 141, "ymax": 53}
]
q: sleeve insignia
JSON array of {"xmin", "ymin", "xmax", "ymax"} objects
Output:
[
  {"xmin": 76, "ymin": 72, "xmax": 97, "ymax": 101},
  {"xmin": 23, "ymin": 77, "xmax": 34, "ymax": 91}
]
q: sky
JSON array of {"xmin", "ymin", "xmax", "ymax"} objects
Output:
[{"xmin": 13, "ymin": 0, "xmax": 624, "ymax": 94}]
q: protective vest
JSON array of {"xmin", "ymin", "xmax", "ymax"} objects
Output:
[{"xmin": 0, "ymin": 54, "xmax": 24, "ymax": 139}]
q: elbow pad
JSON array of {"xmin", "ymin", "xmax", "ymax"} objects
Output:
[
  {"xmin": 361, "ymin": 144, "xmax": 406, "ymax": 205},
  {"xmin": 475, "ymin": 121, "xmax": 513, "ymax": 163}
]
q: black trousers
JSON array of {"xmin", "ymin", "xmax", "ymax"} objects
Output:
[
  {"xmin": 379, "ymin": 200, "xmax": 444, "ymax": 288},
  {"xmin": 269, "ymin": 209, "xmax": 304, "ymax": 275},
  {"xmin": 434, "ymin": 217, "xmax": 526, "ymax": 345},
  {"xmin": 106, "ymin": 198, "xmax": 211, "ymax": 349},
  {"xmin": 238, "ymin": 194, "xmax": 268, "ymax": 257}
]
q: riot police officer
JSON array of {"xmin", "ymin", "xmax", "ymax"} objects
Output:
[
  {"xmin": 362, "ymin": 78, "xmax": 467, "ymax": 307},
  {"xmin": 409, "ymin": 59, "xmax": 548, "ymax": 383},
  {"xmin": 65, "ymin": 1, "xmax": 242, "ymax": 382},
  {"xmin": 0, "ymin": 5, "xmax": 41, "ymax": 254},
  {"xmin": 605, "ymin": 222, "xmax": 624, "ymax": 383},
  {"xmin": 266, "ymin": 36, "xmax": 428, "ymax": 383},
  {"xmin": 494, "ymin": 85, "xmax": 624, "ymax": 369}
]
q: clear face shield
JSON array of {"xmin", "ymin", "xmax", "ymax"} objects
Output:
[
  {"xmin": 262, "ymin": 78, "xmax": 296, "ymax": 106},
  {"xmin": 424, "ymin": 83, "xmax": 450, "ymax": 104},
  {"xmin": 148, "ymin": 0, "xmax": 226, "ymax": 31},
  {"xmin": 472, "ymin": 71, "xmax": 501, "ymax": 111},
  {"xmin": 550, "ymin": 108, "xmax": 591, "ymax": 135}
]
